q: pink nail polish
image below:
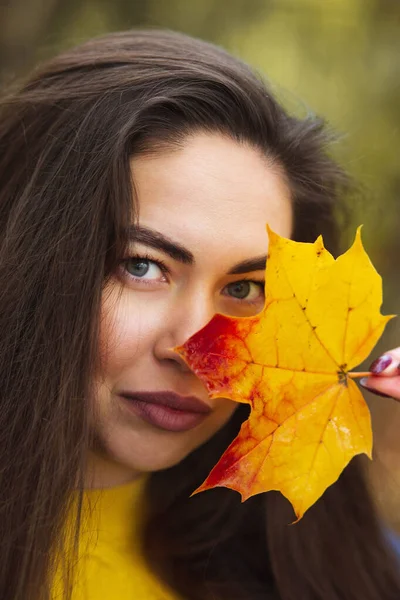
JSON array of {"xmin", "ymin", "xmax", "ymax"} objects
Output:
[{"xmin": 369, "ymin": 355, "xmax": 392, "ymax": 374}]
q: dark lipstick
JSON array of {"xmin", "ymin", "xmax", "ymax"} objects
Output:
[{"xmin": 119, "ymin": 391, "xmax": 212, "ymax": 432}]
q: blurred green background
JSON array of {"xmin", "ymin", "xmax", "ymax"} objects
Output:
[{"xmin": 1, "ymin": 0, "xmax": 399, "ymax": 523}]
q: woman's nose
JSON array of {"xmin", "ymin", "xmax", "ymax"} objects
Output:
[{"xmin": 153, "ymin": 289, "xmax": 215, "ymax": 367}]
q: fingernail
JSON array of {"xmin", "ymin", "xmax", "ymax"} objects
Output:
[
  {"xmin": 359, "ymin": 377, "xmax": 392, "ymax": 398},
  {"xmin": 369, "ymin": 355, "xmax": 392, "ymax": 374}
]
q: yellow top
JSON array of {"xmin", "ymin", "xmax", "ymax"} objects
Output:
[{"xmin": 52, "ymin": 477, "xmax": 179, "ymax": 600}]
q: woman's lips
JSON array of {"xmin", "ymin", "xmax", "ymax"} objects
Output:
[{"xmin": 118, "ymin": 391, "xmax": 212, "ymax": 432}]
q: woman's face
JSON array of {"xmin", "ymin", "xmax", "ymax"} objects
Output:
[{"xmin": 89, "ymin": 132, "xmax": 292, "ymax": 487}]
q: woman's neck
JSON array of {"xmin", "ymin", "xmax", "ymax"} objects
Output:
[{"xmin": 84, "ymin": 449, "xmax": 142, "ymax": 489}]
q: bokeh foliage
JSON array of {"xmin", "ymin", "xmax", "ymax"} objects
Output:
[{"xmin": 2, "ymin": 0, "xmax": 398, "ymax": 303}]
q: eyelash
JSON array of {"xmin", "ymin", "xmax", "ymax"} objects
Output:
[
  {"xmin": 225, "ymin": 278, "xmax": 265, "ymax": 305},
  {"xmin": 120, "ymin": 253, "xmax": 170, "ymax": 283},
  {"xmin": 120, "ymin": 254, "xmax": 265, "ymax": 302}
]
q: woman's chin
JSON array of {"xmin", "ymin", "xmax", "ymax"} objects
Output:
[{"xmin": 88, "ymin": 431, "xmax": 198, "ymax": 484}]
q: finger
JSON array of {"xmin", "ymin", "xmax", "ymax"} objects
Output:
[
  {"xmin": 368, "ymin": 348, "xmax": 400, "ymax": 377},
  {"xmin": 360, "ymin": 375, "xmax": 400, "ymax": 402}
]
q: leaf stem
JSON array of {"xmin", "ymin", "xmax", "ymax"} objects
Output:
[{"xmin": 348, "ymin": 371, "xmax": 371, "ymax": 379}]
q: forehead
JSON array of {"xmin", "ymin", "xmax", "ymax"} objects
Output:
[{"xmin": 130, "ymin": 133, "xmax": 293, "ymax": 258}]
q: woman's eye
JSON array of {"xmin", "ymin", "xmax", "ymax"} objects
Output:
[
  {"xmin": 224, "ymin": 280, "xmax": 264, "ymax": 303},
  {"xmin": 124, "ymin": 258, "xmax": 166, "ymax": 281}
]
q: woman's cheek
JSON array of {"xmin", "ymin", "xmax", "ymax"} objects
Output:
[
  {"xmin": 98, "ymin": 284, "xmax": 165, "ymax": 375},
  {"xmin": 98, "ymin": 285, "xmax": 138, "ymax": 374}
]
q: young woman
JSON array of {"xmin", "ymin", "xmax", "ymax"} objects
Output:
[{"xmin": 0, "ymin": 29, "xmax": 399, "ymax": 600}]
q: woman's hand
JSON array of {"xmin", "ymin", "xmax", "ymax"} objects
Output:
[{"xmin": 360, "ymin": 348, "xmax": 400, "ymax": 402}]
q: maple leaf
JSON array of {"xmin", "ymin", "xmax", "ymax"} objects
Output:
[{"xmin": 176, "ymin": 226, "xmax": 395, "ymax": 519}]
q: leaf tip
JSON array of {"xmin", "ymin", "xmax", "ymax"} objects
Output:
[
  {"xmin": 173, "ymin": 344, "xmax": 184, "ymax": 355},
  {"xmin": 172, "ymin": 344, "xmax": 190, "ymax": 364},
  {"xmin": 291, "ymin": 514, "xmax": 302, "ymax": 525},
  {"xmin": 314, "ymin": 234, "xmax": 325, "ymax": 253},
  {"xmin": 289, "ymin": 500, "xmax": 305, "ymax": 522},
  {"xmin": 190, "ymin": 482, "xmax": 208, "ymax": 497},
  {"xmin": 353, "ymin": 224, "xmax": 364, "ymax": 249},
  {"xmin": 266, "ymin": 223, "xmax": 278, "ymax": 243},
  {"xmin": 385, "ymin": 314, "xmax": 397, "ymax": 324}
]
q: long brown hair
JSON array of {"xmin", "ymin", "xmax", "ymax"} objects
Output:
[{"xmin": 0, "ymin": 29, "xmax": 398, "ymax": 600}]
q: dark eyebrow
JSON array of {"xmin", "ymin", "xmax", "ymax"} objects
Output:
[
  {"xmin": 127, "ymin": 225, "xmax": 194, "ymax": 264},
  {"xmin": 127, "ymin": 225, "xmax": 267, "ymax": 274},
  {"xmin": 227, "ymin": 256, "xmax": 267, "ymax": 275}
]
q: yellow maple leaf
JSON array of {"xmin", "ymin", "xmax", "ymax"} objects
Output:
[{"xmin": 176, "ymin": 226, "xmax": 394, "ymax": 519}]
